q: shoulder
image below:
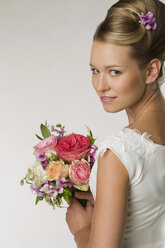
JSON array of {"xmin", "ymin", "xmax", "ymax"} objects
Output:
[
  {"xmin": 97, "ymin": 147, "xmax": 130, "ymax": 184},
  {"xmin": 97, "ymin": 132, "xmax": 131, "ymax": 186},
  {"xmin": 95, "ymin": 128, "xmax": 147, "ymax": 185}
]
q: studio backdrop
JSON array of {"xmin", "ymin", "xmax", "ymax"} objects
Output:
[{"xmin": 1, "ymin": 0, "xmax": 164, "ymax": 247}]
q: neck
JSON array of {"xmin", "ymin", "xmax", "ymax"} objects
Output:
[{"xmin": 125, "ymin": 86, "xmax": 165, "ymax": 125}]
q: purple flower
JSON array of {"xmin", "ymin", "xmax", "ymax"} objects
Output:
[
  {"xmin": 41, "ymin": 164, "xmax": 46, "ymax": 170},
  {"xmin": 54, "ymin": 186, "xmax": 64, "ymax": 194},
  {"xmin": 40, "ymin": 184, "xmax": 54, "ymax": 194},
  {"xmin": 36, "ymin": 153, "xmax": 47, "ymax": 162},
  {"xmin": 52, "ymin": 178, "xmax": 66, "ymax": 194},
  {"xmin": 60, "ymin": 128, "xmax": 66, "ymax": 136},
  {"xmin": 43, "ymin": 180, "xmax": 54, "ymax": 185},
  {"xmin": 140, "ymin": 12, "xmax": 157, "ymax": 30},
  {"xmin": 31, "ymin": 184, "xmax": 44, "ymax": 197},
  {"xmin": 140, "ymin": 12, "xmax": 153, "ymax": 24},
  {"xmin": 146, "ymin": 17, "xmax": 157, "ymax": 30},
  {"xmin": 40, "ymin": 159, "xmax": 49, "ymax": 170},
  {"xmin": 90, "ymin": 154, "xmax": 95, "ymax": 163},
  {"xmin": 66, "ymin": 180, "xmax": 73, "ymax": 188},
  {"xmin": 91, "ymin": 144, "xmax": 98, "ymax": 153},
  {"xmin": 35, "ymin": 154, "xmax": 49, "ymax": 170},
  {"xmin": 89, "ymin": 144, "xmax": 98, "ymax": 167},
  {"xmin": 56, "ymin": 128, "xmax": 66, "ymax": 137},
  {"xmin": 56, "ymin": 178, "xmax": 66, "ymax": 187}
]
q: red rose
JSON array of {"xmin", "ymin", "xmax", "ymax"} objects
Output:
[{"xmin": 55, "ymin": 133, "xmax": 91, "ymax": 162}]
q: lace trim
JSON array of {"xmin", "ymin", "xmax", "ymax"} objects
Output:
[
  {"xmin": 96, "ymin": 128, "xmax": 159, "ymax": 160},
  {"xmin": 124, "ymin": 128, "xmax": 165, "ymax": 149}
]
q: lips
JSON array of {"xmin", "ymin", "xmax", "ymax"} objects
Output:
[
  {"xmin": 101, "ymin": 96, "xmax": 117, "ymax": 100},
  {"xmin": 100, "ymin": 96, "xmax": 117, "ymax": 102}
]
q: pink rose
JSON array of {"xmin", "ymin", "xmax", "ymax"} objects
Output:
[
  {"xmin": 69, "ymin": 160, "xmax": 90, "ymax": 184},
  {"xmin": 54, "ymin": 133, "xmax": 91, "ymax": 162},
  {"xmin": 33, "ymin": 135, "xmax": 58, "ymax": 154}
]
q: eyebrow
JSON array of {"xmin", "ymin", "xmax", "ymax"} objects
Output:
[{"xmin": 89, "ymin": 63, "xmax": 124, "ymax": 68}]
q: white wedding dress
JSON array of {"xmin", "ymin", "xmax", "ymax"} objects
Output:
[{"xmin": 89, "ymin": 127, "xmax": 165, "ymax": 248}]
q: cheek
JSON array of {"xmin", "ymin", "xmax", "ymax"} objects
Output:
[
  {"xmin": 92, "ymin": 77, "xmax": 97, "ymax": 92},
  {"xmin": 116, "ymin": 74, "xmax": 144, "ymax": 97}
]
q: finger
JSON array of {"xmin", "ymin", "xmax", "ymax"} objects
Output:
[
  {"xmin": 75, "ymin": 191, "xmax": 92, "ymax": 200},
  {"xmin": 69, "ymin": 197, "xmax": 84, "ymax": 209},
  {"xmin": 75, "ymin": 192, "xmax": 94, "ymax": 204}
]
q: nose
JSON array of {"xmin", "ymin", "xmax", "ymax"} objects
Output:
[{"xmin": 93, "ymin": 73, "xmax": 110, "ymax": 93}]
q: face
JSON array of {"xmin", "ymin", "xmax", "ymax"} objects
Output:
[{"xmin": 89, "ymin": 41, "xmax": 147, "ymax": 113}]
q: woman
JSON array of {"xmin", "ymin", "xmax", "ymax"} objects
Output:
[{"xmin": 66, "ymin": 0, "xmax": 165, "ymax": 247}]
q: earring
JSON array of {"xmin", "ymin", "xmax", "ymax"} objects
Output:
[{"xmin": 147, "ymin": 79, "xmax": 151, "ymax": 84}]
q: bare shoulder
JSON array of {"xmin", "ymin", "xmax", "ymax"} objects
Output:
[
  {"xmin": 88, "ymin": 148, "xmax": 129, "ymax": 248},
  {"xmin": 125, "ymin": 110, "xmax": 165, "ymax": 145},
  {"xmin": 97, "ymin": 148, "xmax": 130, "ymax": 182}
]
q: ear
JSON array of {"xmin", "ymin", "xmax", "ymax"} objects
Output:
[{"xmin": 146, "ymin": 58, "xmax": 162, "ymax": 84}]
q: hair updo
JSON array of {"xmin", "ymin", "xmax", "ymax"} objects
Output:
[{"xmin": 93, "ymin": 0, "xmax": 165, "ymax": 86}]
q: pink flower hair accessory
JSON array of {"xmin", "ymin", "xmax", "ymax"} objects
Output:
[{"xmin": 139, "ymin": 11, "xmax": 157, "ymax": 30}]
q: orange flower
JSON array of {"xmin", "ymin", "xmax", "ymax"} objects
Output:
[{"xmin": 46, "ymin": 161, "xmax": 69, "ymax": 181}]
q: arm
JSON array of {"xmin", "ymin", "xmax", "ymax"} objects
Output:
[{"xmin": 86, "ymin": 148, "xmax": 129, "ymax": 248}]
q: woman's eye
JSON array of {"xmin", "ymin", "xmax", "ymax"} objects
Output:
[
  {"xmin": 90, "ymin": 68, "xmax": 99, "ymax": 74},
  {"xmin": 110, "ymin": 70, "xmax": 120, "ymax": 76},
  {"xmin": 90, "ymin": 68, "xmax": 121, "ymax": 76}
]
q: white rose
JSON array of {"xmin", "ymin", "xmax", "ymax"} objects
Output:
[{"xmin": 30, "ymin": 161, "xmax": 47, "ymax": 185}]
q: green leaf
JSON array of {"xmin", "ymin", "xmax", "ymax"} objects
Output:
[
  {"xmin": 49, "ymin": 154, "xmax": 59, "ymax": 161},
  {"xmin": 35, "ymin": 196, "xmax": 43, "ymax": 205},
  {"xmin": 48, "ymin": 197, "xmax": 55, "ymax": 209},
  {"xmin": 45, "ymin": 120, "xmax": 48, "ymax": 127},
  {"xmin": 87, "ymin": 135, "xmax": 96, "ymax": 145},
  {"xmin": 56, "ymin": 194, "xmax": 63, "ymax": 205},
  {"xmin": 84, "ymin": 124, "xmax": 93, "ymax": 137},
  {"xmin": 65, "ymin": 187, "xmax": 72, "ymax": 195},
  {"xmin": 20, "ymin": 179, "xmax": 24, "ymax": 186},
  {"xmin": 56, "ymin": 123, "xmax": 62, "ymax": 128},
  {"xmin": 62, "ymin": 188, "xmax": 72, "ymax": 205},
  {"xmin": 40, "ymin": 124, "xmax": 51, "ymax": 139},
  {"xmin": 63, "ymin": 193, "xmax": 71, "ymax": 205},
  {"xmin": 35, "ymin": 134, "xmax": 43, "ymax": 141}
]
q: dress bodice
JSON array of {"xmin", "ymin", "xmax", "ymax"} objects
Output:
[{"xmin": 89, "ymin": 128, "xmax": 165, "ymax": 247}]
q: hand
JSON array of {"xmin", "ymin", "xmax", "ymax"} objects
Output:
[
  {"xmin": 65, "ymin": 190, "xmax": 95, "ymax": 237},
  {"xmin": 74, "ymin": 190, "xmax": 95, "ymax": 206}
]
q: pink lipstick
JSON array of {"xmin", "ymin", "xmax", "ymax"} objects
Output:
[{"xmin": 100, "ymin": 96, "xmax": 117, "ymax": 102}]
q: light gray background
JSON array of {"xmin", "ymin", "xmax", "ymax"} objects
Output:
[{"xmin": 1, "ymin": 0, "xmax": 165, "ymax": 247}]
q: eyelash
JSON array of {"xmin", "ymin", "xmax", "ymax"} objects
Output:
[{"xmin": 90, "ymin": 68, "xmax": 121, "ymax": 76}]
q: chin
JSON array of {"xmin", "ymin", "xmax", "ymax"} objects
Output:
[{"xmin": 102, "ymin": 105, "xmax": 123, "ymax": 113}]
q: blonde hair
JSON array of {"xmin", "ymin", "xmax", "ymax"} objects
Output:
[{"xmin": 93, "ymin": 0, "xmax": 165, "ymax": 86}]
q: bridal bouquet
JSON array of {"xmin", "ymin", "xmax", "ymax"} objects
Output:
[{"xmin": 20, "ymin": 122, "xmax": 98, "ymax": 209}]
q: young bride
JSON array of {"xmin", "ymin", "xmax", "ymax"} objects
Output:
[{"xmin": 66, "ymin": 0, "xmax": 165, "ymax": 247}]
